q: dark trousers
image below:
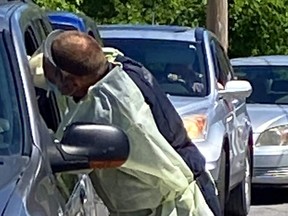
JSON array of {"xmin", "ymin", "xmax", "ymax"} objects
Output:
[{"xmin": 196, "ymin": 172, "xmax": 222, "ymax": 216}]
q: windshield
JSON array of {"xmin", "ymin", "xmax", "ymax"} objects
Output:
[
  {"xmin": 103, "ymin": 38, "xmax": 208, "ymax": 97},
  {"xmin": 0, "ymin": 34, "xmax": 23, "ymax": 155},
  {"xmin": 234, "ymin": 66, "xmax": 288, "ymax": 104}
]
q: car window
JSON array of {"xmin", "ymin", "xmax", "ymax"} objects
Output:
[
  {"xmin": 212, "ymin": 40, "xmax": 232, "ymax": 86},
  {"xmin": 234, "ymin": 65, "xmax": 288, "ymax": 104},
  {"xmin": 0, "ymin": 33, "xmax": 23, "ymax": 155},
  {"xmin": 33, "ymin": 18, "xmax": 50, "ymax": 41},
  {"xmin": 103, "ymin": 38, "xmax": 208, "ymax": 97},
  {"xmin": 24, "ymin": 25, "xmax": 61, "ymax": 132},
  {"xmin": 51, "ymin": 23, "xmax": 78, "ymax": 31},
  {"xmin": 24, "ymin": 26, "xmax": 38, "ymax": 56}
]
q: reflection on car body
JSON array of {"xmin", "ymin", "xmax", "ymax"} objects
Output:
[{"xmin": 232, "ymin": 55, "xmax": 288, "ymax": 185}]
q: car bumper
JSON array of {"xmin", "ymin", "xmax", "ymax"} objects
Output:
[{"xmin": 253, "ymin": 146, "xmax": 288, "ymax": 184}]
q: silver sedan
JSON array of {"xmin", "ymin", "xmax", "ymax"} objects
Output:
[{"xmin": 232, "ymin": 55, "xmax": 288, "ymax": 185}]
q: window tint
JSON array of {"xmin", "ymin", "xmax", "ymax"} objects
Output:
[
  {"xmin": 211, "ymin": 40, "xmax": 232, "ymax": 85},
  {"xmin": 104, "ymin": 38, "xmax": 209, "ymax": 97},
  {"xmin": 51, "ymin": 23, "xmax": 78, "ymax": 31},
  {"xmin": 0, "ymin": 34, "xmax": 23, "ymax": 155},
  {"xmin": 34, "ymin": 19, "xmax": 49, "ymax": 41},
  {"xmin": 234, "ymin": 66, "xmax": 288, "ymax": 104},
  {"xmin": 24, "ymin": 26, "xmax": 38, "ymax": 56}
]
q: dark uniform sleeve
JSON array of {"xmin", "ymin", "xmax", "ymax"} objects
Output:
[{"xmin": 116, "ymin": 55, "xmax": 205, "ymax": 176}]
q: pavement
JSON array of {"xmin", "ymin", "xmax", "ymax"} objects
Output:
[{"xmin": 248, "ymin": 186, "xmax": 288, "ymax": 216}]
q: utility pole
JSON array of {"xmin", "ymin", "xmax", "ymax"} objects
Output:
[{"xmin": 206, "ymin": 0, "xmax": 228, "ymax": 52}]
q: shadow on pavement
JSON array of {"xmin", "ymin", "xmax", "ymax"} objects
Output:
[{"xmin": 252, "ymin": 185, "xmax": 288, "ymax": 205}]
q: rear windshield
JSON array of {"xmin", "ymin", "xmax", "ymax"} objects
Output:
[
  {"xmin": 51, "ymin": 23, "xmax": 78, "ymax": 31},
  {"xmin": 103, "ymin": 38, "xmax": 208, "ymax": 97},
  {"xmin": 234, "ymin": 66, "xmax": 288, "ymax": 104}
]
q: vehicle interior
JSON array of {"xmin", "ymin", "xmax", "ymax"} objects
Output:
[
  {"xmin": 235, "ymin": 66, "xmax": 288, "ymax": 104},
  {"xmin": 103, "ymin": 38, "xmax": 207, "ymax": 97},
  {"xmin": 24, "ymin": 24, "xmax": 61, "ymax": 132}
]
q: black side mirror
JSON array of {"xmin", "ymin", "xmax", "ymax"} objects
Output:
[{"xmin": 50, "ymin": 123, "xmax": 130, "ymax": 173}]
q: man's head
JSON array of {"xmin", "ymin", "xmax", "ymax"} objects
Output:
[{"xmin": 43, "ymin": 30, "xmax": 109, "ymax": 98}]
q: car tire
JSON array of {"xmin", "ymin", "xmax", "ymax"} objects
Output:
[
  {"xmin": 216, "ymin": 149, "xmax": 227, "ymax": 214},
  {"xmin": 225, "ymin": 150, "xmax": 251, "ymax": 216}
]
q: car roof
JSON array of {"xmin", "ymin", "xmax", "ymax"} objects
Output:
[
  {"xmin": 231, "ymin": 55, "xmax": 288, "ymax": 66},
  {"xmin": 0, "ymin": 1, "xmax": 25, "ymax": 31},
  {"xmin": 99, "ymin": 24, "xmax": 197, "ymax": 42},
  {"xmin": 48, "ymin": 11, "xmax": 83, "ymax": 25}
]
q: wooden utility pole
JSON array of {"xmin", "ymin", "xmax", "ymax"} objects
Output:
[{"xmin": 206, "ymin": 0, "xmax": 228, "ymax": 52}]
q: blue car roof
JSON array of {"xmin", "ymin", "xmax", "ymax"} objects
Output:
[
  {"xmin": 99, "ymin": 24, "xmax": 197, "ymax": 42},
  {"xmin": 48, "ymin": 11, "xmax": 85, "ymax": 31}
]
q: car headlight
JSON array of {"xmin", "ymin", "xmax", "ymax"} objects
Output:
[
  {"xmin": 256, "ymin": 124, "xmax": 288, "ymax": 146},
  {"xmin": 182, "ymin": 114, "xmax": 207, "ymax": 140}
]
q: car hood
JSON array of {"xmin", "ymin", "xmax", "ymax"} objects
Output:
[
  {"xmin": 168, "ymin": 95, "xmax": 211, "ymax": 116},
  {"xmin": 247, "ymin": 104, "xmax": 288, "ymax": 133},
  {"xmin": 0, "ymin": 156, "xmax": 28, "ymax": 214}
]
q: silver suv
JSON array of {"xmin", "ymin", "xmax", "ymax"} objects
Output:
[{"xmin": 99, "ymin": 25, "xmax": 253, "ymax": 215}]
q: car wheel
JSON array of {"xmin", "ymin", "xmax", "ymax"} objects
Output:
[
  {"xmin": 216, "ymin": 149, "xmax": 227, "ymax": 214},
  {"xmin": 225, "ymin": 150, "xmax": 251, "ymax": 216}
]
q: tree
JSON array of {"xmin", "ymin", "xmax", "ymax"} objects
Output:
[
  {"xmin": 229, "ymin": 0, "xmax": 288, "ymax": 57},
  {"xmin": 206, "ymin": 0, "xmax": 228, "ymax": 52},
  {"xmin": 34, "ymin": 0, "xmax": 82, "ymax": 12}
]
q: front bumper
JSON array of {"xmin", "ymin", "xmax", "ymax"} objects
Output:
[{"xmin": 253, "ymin": 146, "xmax": 288, "ymax": 184}]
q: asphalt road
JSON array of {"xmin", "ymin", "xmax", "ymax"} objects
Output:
[{"xmin": 248, "ymin": 186, "xmax": 288, "ymax": 216}]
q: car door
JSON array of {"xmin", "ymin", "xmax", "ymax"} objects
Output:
[
  {"xmin": 212, "ymin": 39, "xmax": 247, "ymax": 186},
  {"xmin": 9, "ymin": 4, "xmax": 106, "ymax": 215},
  {"xmin": 33, "ymin": 10, "xmax": 110, "ymax": 216}
]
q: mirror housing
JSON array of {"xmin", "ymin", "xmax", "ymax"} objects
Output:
[
  {"xmin": 218, "ymin": 80, "xmax": 252, "ymax": 99},
  {"xmin": 49, "ymin": 123, "xmax": 130, "ymax": 173}
]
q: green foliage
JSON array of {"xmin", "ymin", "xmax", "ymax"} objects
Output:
[
  {"xmin": 229, "ymin": 0, "xmax": 288, "ymax": 58},
  {"xmin": 34, "ymin": 0, "xmax": 288, "ymax": 58},
  {"xmin": 34, "ymin": 0, "xmax": 82, "ymax": 12},
  {"xmin": 79, "ymin": 0, "xmax": 206, "ymax": 27}
]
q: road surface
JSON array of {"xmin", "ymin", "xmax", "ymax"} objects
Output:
[{"xmin": 248, "ymin": 186, "xmax": 288, "ymax": 216}]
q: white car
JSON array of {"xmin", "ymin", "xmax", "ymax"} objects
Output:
[{"xmin": 232, "ymin": 55, "xmax": 288, "ymax": 185}]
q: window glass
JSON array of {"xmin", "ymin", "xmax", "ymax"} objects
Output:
[
  {"xmin": 0, "ymin": 33, "xmax": 23, "ymax": 155},
  {"xmin": 215, "ymin": 42, "xmax": 231, "ymax": 85},
  {"xmin": 234, "ymin": 66, "xmax": 288, "ymax": 104},
  {"xmin": 104, "ymin": 38, "xmax": 209, "ymax": 97},
  {"xmin": 51, "ymin": 23, "xmax": 78, "ymax": 31}
]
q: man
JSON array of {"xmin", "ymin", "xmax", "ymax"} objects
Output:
[{"xmin": 33, "ymin": 30, "xmax": 214, "ymax": 216}]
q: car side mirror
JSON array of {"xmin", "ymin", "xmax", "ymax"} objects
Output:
[
  {"xmin": 218, "ymin": 80, "xmax": 252, "ymax": 99},
  {"xmin": 49, "ymin": 123, "xmax": 130, "ymax": 173}
]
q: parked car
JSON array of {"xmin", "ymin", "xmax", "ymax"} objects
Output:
[
  {"xmin": 231, "ymin": 55, "xmax": 288, "ymax": 186},
  {"xmin": 99, "ymin": 24, "xmax": 253, "ymax": 215},
  {"xmin": 47, "ymin": 11, "xmax": 102, "ymax": 44},
  {"xmin": 0, "ymin": 1, "xmax": 129, "ymax": 215}
]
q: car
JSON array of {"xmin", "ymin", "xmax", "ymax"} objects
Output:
[
  {"xmin": 98, "ymin": 24, "xmax": 253, "ymax": 215},
  {"xmin": 0, "ymin": 1, "xmax": 129, "ymax": 215},
  {"xmin": 231, "ymin": 55, "xmax": 288, "ymax": 186},
  {"xmin": 47, "ymin": 10, "xmax": 102, "ymax": 44}
]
